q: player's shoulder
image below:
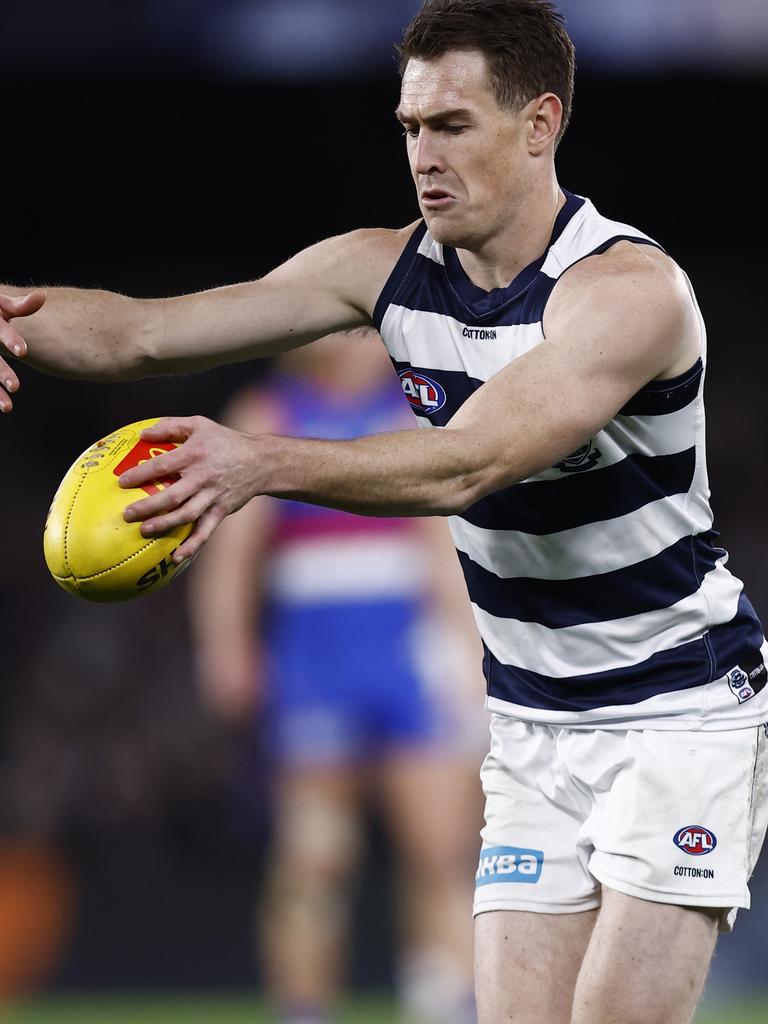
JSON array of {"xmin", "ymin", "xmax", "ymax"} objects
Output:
[
  {"xmin": 549, "ymin": 240, "xmax": 694, "ymax": 328},
  {"xmin": 222, "ymin": 382, "xmax": 285, "ymax": 435},
  {"xmin": 317, "ymin": 221, "xmax": 423, "ymax": 314},
  {"xmin": 328, "ymin": 221, "xmax": 422, "ymax": 266},
  {"xmin": 546, "ymin": 241, "xmax": 700, "ymax": 376}
]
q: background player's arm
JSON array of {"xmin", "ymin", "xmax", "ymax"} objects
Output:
[
  {"xmin": 121, "ymin": 243, "xmax": 701, "ymax": 560},
  {"xmin": 0, "ymin": 227, "xmax": 409, "ymax": 410},
  {"xmin": 188, "ymin": 390, "xmax": 280, "ymax": 722}
]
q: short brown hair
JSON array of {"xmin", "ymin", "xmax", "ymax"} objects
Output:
[{"xmin": 396, "ymin": 0, "xmax": 575, "ymax": 145}]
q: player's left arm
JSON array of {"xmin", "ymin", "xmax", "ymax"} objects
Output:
[{"xmin": 119, "ymin": 244, "xmax": 701, "ymax": 561}]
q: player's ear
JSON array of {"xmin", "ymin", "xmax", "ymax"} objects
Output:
[{"xmin": 526, "ymin": 93, "xmax": 562, "ymax": 155}]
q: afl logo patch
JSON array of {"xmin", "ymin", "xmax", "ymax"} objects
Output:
[
  {"xmin": 399, "ymin": 369, "xmax": 447, "ymax": 414},
  {"xmin": 673, "ymin": 826, "xmax": 717, "ymax": 856}
]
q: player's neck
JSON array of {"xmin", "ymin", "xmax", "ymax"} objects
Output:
[{"xmin": 456, "ymin": 178, "xmax": 565, "ymax": 294}]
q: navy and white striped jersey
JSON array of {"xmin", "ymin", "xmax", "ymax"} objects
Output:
[{"xmin": 373, "ymin": 190, "xmax": 768, "ymax": 729}]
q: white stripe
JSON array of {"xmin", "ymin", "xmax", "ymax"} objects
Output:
[
  {"xmin": 541, "ymin": 199, "xmax": 657, "ymax": 279},
  {"xmin": 524, "ymin": 402, "xmax": 699, "ymax": 482},
  {"xmin": 267, "ymin": 535, "xmax": 425, "ymax": 603},
  {"xmin": 473, "ymin": 560, "xmax": 742, "ymax": 677},
  {"xmin": 380, "ymin": 305, "xmax": 544, "ymax": 381},
  {"xmin": 417, "ymin": 233, "xmax": 445, "ymax": 265},
  {"xmin": 448, "ymin": 493, "xmax": 714, "ymax": 582},
  {"xmin": 413, "ymin": 397, "xmax": 700, "ymax": 484}
]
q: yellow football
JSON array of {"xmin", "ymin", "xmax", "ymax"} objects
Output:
[{"xmin": 43, "ymin": 418, "xmax": 193, "ymax": 602}]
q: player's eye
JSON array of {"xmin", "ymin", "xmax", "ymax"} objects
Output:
[
  {"xmin": 444, "ymin": 125, "xmax": 467, "ymax": 135},
  {"xmin": 402, "ymin": 126, "xmax": 419, "ymax": 138}
]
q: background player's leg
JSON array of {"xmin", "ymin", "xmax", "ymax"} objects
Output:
[
  {"xmin": 571, "ymin": 886, "xmax": 718, "ymax": 1024},
  {"xmin": 474, "ymin": 907, "xmax": 597, "ymax": 1024},
  {"xmin": 378, "ymin": 749, "xmax": 480, "ymax": 1024},
  {"xmin": 259, "ymin": 767, "xmax": 364, "ymax": 1023}
]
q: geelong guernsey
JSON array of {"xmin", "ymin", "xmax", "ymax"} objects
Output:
[{"xmin": 373, "ymin": 190, "xmax": 768, "ymax": 730}]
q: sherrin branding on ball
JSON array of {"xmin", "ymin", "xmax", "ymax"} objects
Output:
[{"xmin": 44, "ymin": 418, "xmax": 193, "ymax": 602}]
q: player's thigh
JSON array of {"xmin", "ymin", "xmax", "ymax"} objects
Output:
[
  {"xmin": 572, "ymin": 885, "xmax": 718, "ymax": 1024},
  {"xmin": 270, "ymin": 765, "xmax": 366, "ymax": 875},
  {"xmin": 475, "ymin": 907, "xmax": 597, "ymax": 1024}
]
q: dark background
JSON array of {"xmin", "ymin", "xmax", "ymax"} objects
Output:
[{"xmin": 1, "ymin": 3, "xmax": 768, "ymax": 1008}]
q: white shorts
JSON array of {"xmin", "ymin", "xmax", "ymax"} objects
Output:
[{"xmin": 474, "ymin": 716, "xmax": 768, "ymax": 932}]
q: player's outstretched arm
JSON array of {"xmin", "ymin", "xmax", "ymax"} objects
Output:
[
  {"xmin": 0, "ymin": 226, "xmax": 408, "ymax": 409},
  {"xmin": 117, "ymin": 244, "xmax": 701, "ymax": 562}
]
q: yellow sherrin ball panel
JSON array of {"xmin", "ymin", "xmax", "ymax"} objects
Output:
[{"xmin": 43, "ymin": 418, "xmax": 193, "ymax": 602}]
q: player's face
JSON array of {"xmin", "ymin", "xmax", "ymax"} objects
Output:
[{"xmin": 397, "ymin": 50, "xmax": 534, "ymax": 251}]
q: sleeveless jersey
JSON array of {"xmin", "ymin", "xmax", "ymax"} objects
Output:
[{"xmin": 373, "ymin": 190, "xmax": 768, "ymax": 730}]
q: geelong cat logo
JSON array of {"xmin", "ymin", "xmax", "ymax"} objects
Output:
[
  {"xmin": 399, "ymin": 369, "xmax": 447, "ymax": 414},
  {"xmin": 673, "ymin": 826, "xmax": 717, "ymax": 856},
  {"xmin": 555, "ymin": 439, "xmax": 602, "ymax": 473}
]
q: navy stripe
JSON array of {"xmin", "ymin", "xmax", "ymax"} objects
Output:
[
  {"xmin": 441, "ymin": 190, "xmax": 585, "ymax": 318},
  {"xmin": 484, "ymin": 594, "xmax": 764, "ymax": 712},
  {"xmin": 391, "ymin": 361, "xmax": 483, "ymax": 425},
  {"xmin": 372, "ymin": 221, "xmax": 427, "ymax": 330},
  {"xmin": 580, "ymin": 234, "xmax": 663, "ymax": 259},
  {"xmin": 619, "ymin": 360, "xmax": 702, "ymax": 417},
  {"xmin": 458, "ymin": 532, "xmax": 723, "ymax": 629},
  {"xmin": 385, "ymin": 256, "xmax": 558, "ymax": 326},
  {"xmin": 460, "ymin": 447, "xmax": 697, "ymax": 534}
]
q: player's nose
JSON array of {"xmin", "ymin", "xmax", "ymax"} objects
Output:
[{"xmin": 412, "ymin": 132, "xmax": 445, "ymax": 176}]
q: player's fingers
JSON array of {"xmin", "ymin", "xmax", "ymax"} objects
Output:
[
  {"xmin": 173, "ymin": 507, "xmax": 224, "ymax": 562},
  {"xmin": 0, "ymin": 361, "xmax": 20, "ymax": 413},
  {"xmin": 140, "ymin": 416, "xmax": 201, "ymax": 445},
  {"xmin": 0, "ymin": 290, "xmax": 45, "ymax": 321},
  {"xmin": 139, "ymin": 488, "xmax": 216, "ymax": 538},
  {"xmin": 123, "ymin": 474, "xmax": 199, "ymax": 523},
  {"xmin": 0, "ymin": 318, "xmax": 28, "ymax": 358},
  {"xmin": 118, "ymin": 445, "xmax": 187, "ymax": 490}
]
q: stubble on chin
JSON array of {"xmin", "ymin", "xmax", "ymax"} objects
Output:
[{"xmin": 421, "ymin": 210, "xmax": 465, "ymax": 249}]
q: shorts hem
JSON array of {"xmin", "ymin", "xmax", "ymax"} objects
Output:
[
  {"xmin": 589, "ymin": 863, "xmax": 749, "ymax": 911},
  {"xmin": 473, "ymin": 896, "xmax": 601, "ymax": 918}
]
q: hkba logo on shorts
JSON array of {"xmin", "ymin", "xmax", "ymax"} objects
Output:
[
  {"xmin": 475, "ymin": 845, "xmax": 543, "ymax": 886},
  {"xmin": 673, "ymin": 825, "xmax": 717, "ymax": 856},
  {"xmin": 399, "ymin": 369, "xmax": 447, "ymax": 414}
]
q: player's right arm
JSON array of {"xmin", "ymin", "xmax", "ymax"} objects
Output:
[{"xmin": 0, "ymin": 226, "xmax": 411, "ymax": 412}]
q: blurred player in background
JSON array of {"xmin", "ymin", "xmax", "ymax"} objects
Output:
[{"xmin": 189, "ymin": 330, "xmax": 486, "ymax": 1024}]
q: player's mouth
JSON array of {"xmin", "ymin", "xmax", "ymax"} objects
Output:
[{"xmin": 420, "ymin": 188, "xmax": 456, "ymax": 210}]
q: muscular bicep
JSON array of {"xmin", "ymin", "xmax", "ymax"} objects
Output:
[
  {"xmin": 447, "ymin": 245, "xmax": 701, "ymax": 493},
  {"xmin": 144, "ymin": 226, "xmax": 412, "ymax": 372}
]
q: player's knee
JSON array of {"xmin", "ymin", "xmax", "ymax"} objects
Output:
[{"xmin": 269, "ymin": 793, "xmax": 363, "ymax": 882}]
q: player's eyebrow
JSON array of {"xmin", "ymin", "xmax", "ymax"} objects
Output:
[{"xmin": 394, "ymin": 106, "xmax": 476, "ymax": 125}]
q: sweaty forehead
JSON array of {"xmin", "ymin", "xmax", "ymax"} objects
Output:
[{"xmin": 398, "ymin": 51, "xmax": 494, "ymax": 118}]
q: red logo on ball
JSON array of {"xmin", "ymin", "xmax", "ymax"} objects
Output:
[{"xmin": 113, "ymin": 440, "xmax": 179, "ymax": 495}]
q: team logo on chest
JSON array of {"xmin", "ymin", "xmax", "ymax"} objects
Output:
[
  {"xmin": 399, "ymin": 369, "xmax": 447, "ymax": 414},
  {"xmin": 554, "ymin": 439, "xmax": 602, "ymax": 474}
]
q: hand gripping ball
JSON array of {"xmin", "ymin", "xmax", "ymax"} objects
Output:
[{"xmin": 43, "ymin": 418, "xmax": 193, "ymax": 601}]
